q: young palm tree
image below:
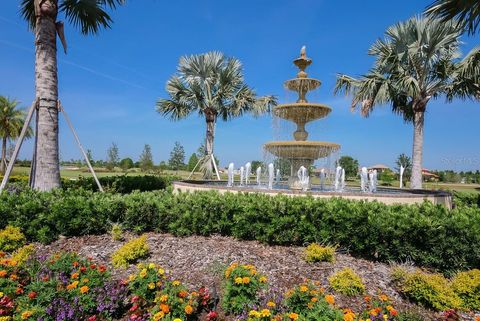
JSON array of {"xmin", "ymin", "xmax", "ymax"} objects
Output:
[
  {"xmin": 157, "ymin": 51, "xmax": 277, "ymax": 178},
  {"xmin": 20, "ymin": 0, "xmax": 125, "ymax": 191},
  {"xmin": 0, "ymin": 96, "xmax": 33, "ymax": 174},
  {"xmin": 425, "ymin": 0, "xmax": 480, "ymax": 34},
  {"xmin": 334, "ymin": 16, "xmax": 480, "ymax": 189}
]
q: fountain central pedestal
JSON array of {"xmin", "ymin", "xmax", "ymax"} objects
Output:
[{"xmin": 264, "ymin": 47, "xmax": 340, "ymax": 190}]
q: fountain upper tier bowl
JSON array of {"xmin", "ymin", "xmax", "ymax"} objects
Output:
[
  {"xmin": 264, "ymin": 141, "xmax": 340, "ymax": 159},
  {"xmin": 274, "ymin": 103, "xmax": 331, "ymax": 124}
]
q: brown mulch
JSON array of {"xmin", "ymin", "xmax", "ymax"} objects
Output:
[{"xmin": 34, "ymin": 233, "xmax": 472, "ymax": 321}]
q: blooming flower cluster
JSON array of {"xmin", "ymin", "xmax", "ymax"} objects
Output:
[
  {"xmin": 125, "ymin": 263, "xmax": 216, "ymax": 321},
  {"xmin": 0, "ymin": 251, "xmax": 127, "ymax": 321}
]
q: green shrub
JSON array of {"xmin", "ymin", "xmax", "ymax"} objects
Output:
[
  {"xmin": 392, "ymin": 268, "xmax": 462, "ymax": 310},
  {"xmin": 111, "ymin": 235, "xmax": 150, "ymax": 268},
  {"xmin": 222, "ymin": 263, "xmax": 267, "ymax": 314},
  {"xmin": 0, "ymin": 226, "xmax": 26, "ymax": 252},
  {"xmin": 1, "ymin": 189, "xmax": 480, "ymax": 273},
  {"xmin": 63, "ymin": 175, "xmax": 176, "ymax": 193},
  {"xmin": 304, "ymin": 243, "xmax": 336, "ymax": 263},
  {"xmin": 328, "ymin": 268, "xmax": 365, "ymax": 296},
  {"xmin": 451, "ymin": 269, "xmax": 480, "ymax": 310},
  {"xmin": 453, "ymin": 191, "xmax": 480, "ymax": 208},
  {"xmin": 110, "ymin": 223, "xmax": 124, "ymax": 241}
]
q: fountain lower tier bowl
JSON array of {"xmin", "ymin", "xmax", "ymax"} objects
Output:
[
  {"xmin": 264, "ymin": 141, "xmax": 341, "ymax": 159},
  {"xmin": 273, "ymin": 103, "xmax": 331, "ymax": 124}
]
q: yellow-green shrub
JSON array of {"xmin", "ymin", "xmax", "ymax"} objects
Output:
[
  {"xmin": 328, "ymin": 267, "xmax": 365, "ymax": 296},
  {"xmin": 0, "ymin": 226, "xmax": 26, "ymax": 252},
  {"xmin": 304, "ymin": 243, "xmax": 336, "ymax": 263},
  {"xmin": 10, "ymin": 244, "xmax": 35, "ymax": 266},
  {"xmin": 451, "ymin": 269, "xmax": 480, "ymax": 310},
  {"xmin": 392, "ymin": 268, "xmax": 462, "ymax": 311},
  {"xmin": 110, "ymin": 223, "xmax": 124, "ymax": 241},
  {"xmin": 111, "ymin": 235, "xmax": 149, "ymax": 268}
]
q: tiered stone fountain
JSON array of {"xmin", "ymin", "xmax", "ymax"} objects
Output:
[{"xmin": 264, "ymin": 47, "xmax": 340, "ymax": 190}]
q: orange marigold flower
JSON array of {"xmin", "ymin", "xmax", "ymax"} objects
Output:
[
  {"xmin": 325, "ymin": 294, "xmax": 335, "ymax": 305},
  {"xmin": 0, "ymin": 270, "xmax": 6, "ymax": 278},
  {"xmin": 242, "ymin": 277, "xmax": 250, "ymax": 284},
  {"xmin": 73, "ymin": 261, "xmax": 79, "ymax": 267},
  {"xmin": 311, "ymin": 297, "xmax": 318, "ymax": 303},
  {"xmin": 299, "ymin": 285, "xmax": 308, "ymax": 292},
  {"xmin": 80, "ymin": 286, "xmax": 89, "ymax": 294},
  {"xmin": 28, "ymin": 291, "xmax": 37, "ymax": 299},
  {"xmin": 364, "ymin": 295, "xmax": 371, "ymax": 302},
  {"xmin": 21, "ymin": 310, "xmax": 33, "ymax": 320},
  {"xmin": 71, "ymin": 273, "xmax": 79, "ymax": 279},
  {"xmin": 178, "ymin": 290, "xmax": 188, "ymax": 298},
  {"xmin": 16, "ymin": 287, "xmax": 24, "ymax": 294},
  {"xmin": 288, "ymin": 312, "xmax": 299, "ymax": 320},
  {"xmin": 307, "ymin": 303, "xmax": 314, "ymax": 309},
  {"xmin": 185, "ymin": 305, "xmax": 193, "ymax": 314},
  {"xmin": 379, "ymin": 294, "xmax": 388, "ymax": 302},
  {"xmin": 160, "ymin": 304, "xmax": 170, "ymax": 314},
  {"xmin": 98, "ymin": 265, "xmax": 107, "ymax": 273},
  {"xmin": 67, "ymin": 281, "xmax": 79, "ymax": 290},
  {"xmin": 10, "ymin": 274, "xmax": 18, "ymax": 281},
  {"xmin": 389, "ymin": 309, "xmax": 398, "ymax": 317}
]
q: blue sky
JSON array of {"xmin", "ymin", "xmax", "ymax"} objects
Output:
[{"xmin": 0, "ymin": 0, "xmax": 479, "ymax": 171}]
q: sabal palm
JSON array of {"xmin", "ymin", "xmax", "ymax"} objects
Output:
[
  {"xmin": 20, "ymin": 0, "xmax": 125, "ymax": 191},
  {"xmin": 0, "ymin": 96, "xmax": 33, "ymax": 174},
  {"xmin": 334, "ymin": 16, "xmax": 480, "ymax": 189},
  {"xmin": 425, "ymin": 0, "xmax": 480, "ymax": 34},
  {"xmin": 157, "ymin": 51, "xmax": 277, "ymax": 178}
]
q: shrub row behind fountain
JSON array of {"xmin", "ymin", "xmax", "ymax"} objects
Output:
[{"xmin": 0, "ymin": 189, "xmax": 479, "ymax": 274}]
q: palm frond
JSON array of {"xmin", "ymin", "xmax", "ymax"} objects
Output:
[
  {"xmin": 425, "ymin": 0, "xmax": 479, "ymax": 34},
  {"xmin": 19, "ymin": 0, "xmax": 36, "ymax": 30},
  {"xmin": 60, "ymin": 0, "xmax": 113, "ymax": 35}
]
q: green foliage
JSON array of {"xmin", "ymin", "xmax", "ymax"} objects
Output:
[
  {"xmin": 187, "ymin": 153, "xmax": 199, "ymax": 171},
  {"xmin": 139, "ymin": 144, "xmax": 154, "ymax": 171},
  {"xmin": 395, "ymin": 153, "xmax": 412, "ymax": 179},
  {"xmin": 106, "ymin": 142, "xmax": 120, "ymax": 170},
  {"xmin": 451, "ymin": 269, "xmax": 480, "ymax": 310},
  {"xmin": 110, "ymin": 223, "xmax": 124, "ymax": 241},
  {"xmin": 304, "ymin": 244, "xmax": 336, "ymax": 263},
  {"xmin": 168, "ymin": 142, "xmax": 185, "ymax": 170},
  {"xmin": 0, "ymin": 226, "xmax": 26, "ymax": 252},
  {"xmin": 127, "ymin": 262, "xmax": 166, "ymax": 302},
  {"xmin": 453, "ymin": 191, "xmax": 480, "ymax": 208},
  {"xmin": 2, "ymin": 190, "xmax": 480, "ymax": 273},
  {"xmin": 119, "ymin": 157, "xmax": 134, "ymax": 170},
  {"xmin": 63, "ymin": 175, "xmax": 175, "ymax": 193},
  {"xmin": 337, "ymin": 156, "xmax": 359, "ymax": 178},
  {"xmin": 10, "ymin": 244, "xmax": 35, "ymax": 267},
  {"xmin": 392, "ymin": 268, "xmax": 462, "ymax": 310},
  {"xmin": 222, "ymin": 263, "xmax": 267, "ymax": 314},
  {"xmin": 328, "ymin": 268, "xmax": 365, "ymax": 296},
  {"xmin": 111, "ymin": 235, "xmax": 150, "ymax": 268}
]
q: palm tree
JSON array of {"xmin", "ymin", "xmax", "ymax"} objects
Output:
[
  {"xmin": 0, "ymin": 96, "xmax": 33, "ymax": 174},
  {"xmin": 334, "ymin": 16, "xmax": 480, "ymax": 189},
  {"xmin": 425, "ymin": 0, "xmax": 480, "ymax": 34},
  {"xmin": 157, "ymin": 51, "xmax": 277, "ymax": 178},
  {"xmin": 20, "ymin": 0, "xmax": 125, "ymax": 191}
]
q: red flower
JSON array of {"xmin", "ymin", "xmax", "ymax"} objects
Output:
[
  {"xmin": 131, "ymin": 296, "xmax": 140, "ymax": 303},
  {"xmin": 15, "ymin": 287, "xmax": 23, "ymax": 295},
  {"xmin": 129, "ymin": 304, "xmax": 139, "ymax": 312},
  {"xmin": 207, "ymin": 311, "xmax": 218, "ymax": 321},
  {"xmin": 90, "ymin": 264, "xmax": 96, "ymax": 269},
  {"xmin": 80, "ymin": 266, "xmax": 87, "ymax": 272},
  {"xmin": 28, "ymin": 291, "xmax": 37, "ymax": 299},
  {"xmin": 88, "ymin": 316, "xmax": 97, "ymax": 321},
  {"xmin": 98, "ymin": 265, "xmax": 106, "ymax": 273}
]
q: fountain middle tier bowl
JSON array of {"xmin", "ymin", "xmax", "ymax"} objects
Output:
[
  {"xmin": 264, "ymin": 141, "xmax": 340, "ymax": 159},
  {"xmin": 284, "ymin": 78, "xmax": 321, "ymax": 92},
  {"xmin": 273, "ymin": 103, "xmax": 332, "ymax": 123}
]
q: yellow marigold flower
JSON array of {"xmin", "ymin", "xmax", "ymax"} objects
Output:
[
  {"xmin": 267, "ymin": 301, "xmax": 276, "ymax": 307},
  {"xmin": 82, "ymin": 278, "xmax": 89, "ymax": 283},
  {"xmin": 184, "ymin": 305, "xmax": 193, "ymax": 314},
  {"xmin": 386, "ymin": 305, "xmax": 393, "ymax": 311},
  {"xmin": 248, "ymin": 310, "xmax": 260, "ymax": 318},
  {"xmin": 172, "ymin": 280, "xmax": 181, "ymax": 286},
  {"xmin": 259, "ymin": 276, "xmax": 267, "ymax": 283},
  {"xmin": 139, "ymin": 269, "xmax": 148, "ymax": 278},
  {"xmin": 0, "ymin": 292, "xmax": 3, "ymax": 298},
  {"xmin": 286, "ymin": 289, "xmax": 294, "ymax": 297},
  {"xmin": 288, "ymin": 312, "xmax": 299, "ymax": 320},
  {"xmin": 310, "ymin": 290, "xmax": 318, "ymax": 295},
  {"xmin": 148, "ymin": 263, "xmax": 156, "ymax": 269},
  {"xmin": 80, "ymin": 286, "xmax": 89, "ymax": 294},
  {"xmin": 383, "ymin": 315, "xmax": 388, "ymax": 321},
  {"xmin": 242, "ymin": 277, "xmax": 250, "ymax": 284},
  {"xmin": 261, "ymin": 309, "xmax": 271, "ymax": 317},
  {"xmin": 67, "ymin": 281, "xmax": 79, "ymax": 289},
  {"xmin": 379, "ymin": 294, "xmax": 388, "ymax": 302},
  {"xmin": 234, "ymin": 277, "xmax": 243, "ymax": 284},
  {"xmin": 160, "ymin": 294, "xmax": 168, "ymax": 302},
  {"xmin": 158, "ymin": 268, "xmax": 165, "ymax": 275},
  {"xmin": 21, "ymin": 311, "xmax": 33, "ymax": 320},
  {"xmin": 148, "ymin": 282, "xmax": 156, "ymax": 289},
  {"xmin": 128, "ymin": 274, "xmax": 136, "ymax": 282},
  {"xmin": 325, "ymin": 294, "xmax": 335, "ymax": 305},
  {"xmin": 369, "ymin": 309, "xmax": 378, "ymax": 316},
  {"xmin": 344, "ymin": 313, "xmax": 355, "ymax": 321},
  {"xmin": 299, "ymin": 285, "xmax": 308, "ymax": 292},
  {"xmin": 311, "ymin": 297, "xmax": 318, "ymax": 303},
  {"xmin": 173, "ymin": 319, "xmax": 182, "ymax": 321},
  {"xmin": 153, "ymin": 312, "xmax": 164, "ymax": 321},
  {"xmin": 307, "ymin": 303, "xmax": 314, "ymax": 309}
]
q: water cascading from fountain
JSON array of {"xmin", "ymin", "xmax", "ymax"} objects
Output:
[
  {"xmin": 227, "ymin": 163, "xmax": 234, "ymax": 187},
  {"xmin": 360, "ymin": 167, "xmax": 368, "ymax": 192},
  {"xmin": 334, "ymin": 166, "xmax": 342, "ymax": 192},
  {"xmin": 369, "ymin": 170, "xmax": 378, "ymax": 193},
  {"xmin": 275, "ymin": 169, "xmax": 281, "ymax": 184},
  {"xmin": 256, "ymin": 166, "xmax": 262, "ymax": 185},
  {"xmin": 268, "ymin": 163, "xmax": 274, "ymax": 189},
  {"xmin": 319, "ymin": 168, "xmax": 325, "ymax": 190},
  {"xmin": 264, "ymin": 46, "xmax": 340, "ymax": 190},
  {"xmin": 240, "ymin": 166, "xmax": 245, "ymax": 186},
  {"xmin": 399, "ymin": 165, "xmax": 405, "ymax": 188},
  {"xmin": 245, "ymin": 162, "xmax": 251, "ymax": 185},
  {"xmin": 341, "ymin": 168, "xmax": 346, "ymax": 191},
  {"xmin": 297, "ymin": 166, "xmax": 309, "ymax": 191}
]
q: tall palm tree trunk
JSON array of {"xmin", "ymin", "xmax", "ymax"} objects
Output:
[
  {"xmin": 204, "ymin": 109, "xmax": 216, "ymax": 179},
  {"xmin": 410, "ymin": 106, "xmax": 426, "ymax": 189},
  {"xmin": 32, "ymin": 3, "xmax": 61, "ymax": 191},
  {"xmin": 0, "ymin": 137, "xmax": 6, "ymax": 174}
]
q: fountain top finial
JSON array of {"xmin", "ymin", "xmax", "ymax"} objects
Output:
[{"xmin": 294, "ymin": 45, "xmax": 312, "ymax": 78}]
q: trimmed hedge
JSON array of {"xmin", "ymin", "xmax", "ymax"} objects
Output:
[
  {"xmin": 1, "ymin": 189, "xmax": 479, "ymax": 274},
  {"xmin": 62, "ymin": 175, "xmax": 177, "ymax": 193},
  {"xmin": 453, "ymin": 191, "xmax": 480, "ymax": 208}
]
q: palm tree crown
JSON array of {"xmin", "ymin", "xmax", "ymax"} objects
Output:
[
  {"xmin": 334, "ymin": 16, "xmax": 480, "ymax": 188},
  {"xmin": 20, "ymin": 0, "xmax": 125, "ymax": 35},
  {"xmin": 157, "ymin": 51, "xmax": 276, "ymax": 122},
  {"xmin": 425, "ymin": 0, "xmax": 480, "ymax": 34}
]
